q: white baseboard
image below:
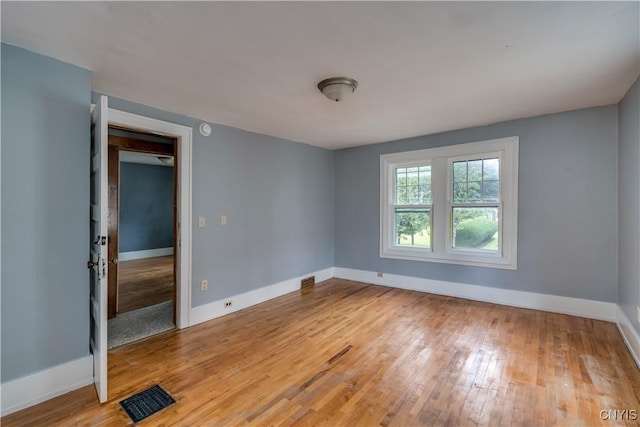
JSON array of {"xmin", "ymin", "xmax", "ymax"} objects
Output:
[
  {"xmin": 189, "ymin": 267, "xmax": 334, "ymax": 327},
  {"xmin": 616, "ymin": 305, "xmax": 640, "ymax": 370},
  {"xmin": 119, "ymin": 247, "xmax": 173, "ymax": 261},
  {"xmin": 0, "ymin": 355, "xmax": 93, "ymax": 417},
  {"xmin": 333, "ymin": 267, "xmax": 617, "ymax": 322}
]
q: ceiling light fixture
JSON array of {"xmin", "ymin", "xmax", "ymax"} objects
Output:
[{"xmin": 317, "ymin": 77, "xmax": 358, "ymax": 102}]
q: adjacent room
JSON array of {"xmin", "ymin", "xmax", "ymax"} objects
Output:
[
  {"xmin": 1, "ymin": 2, "xmax": 639, "ymax": 426},
  {"xmin": 108, "ymin": 128, "xmax": 177, "ymax": 349}
]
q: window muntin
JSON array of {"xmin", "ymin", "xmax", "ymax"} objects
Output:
[
  {"xmin": 452, "ymin": 158, "xmax": 499, "ymax": 203},
  {"xmin": 380, "ymin": 136, "xmax": 518, "ymax": 270},
  {"xmin": 393, "ymin": 164, "xmax": 432, "ymax": 249},
  {"xmin": 395, "ymin": 165, "xmax": 431, "ymax": 205}
]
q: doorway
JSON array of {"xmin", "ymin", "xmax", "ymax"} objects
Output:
[
  {"xmin": 91, "ymin": 98, "xmax": 192, "ymax": 402},
  {"xmin": 106, "ymin": 128, "xmax": 178, "ymax": 348}
]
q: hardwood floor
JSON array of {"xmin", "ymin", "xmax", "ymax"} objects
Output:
[
  {"xmin": 117, "ymin": 256, "xmax": 174, "ymax": 314},
  {"xmin": 4, "ymin": 279, "xmax": 639, "ymax": 426}
]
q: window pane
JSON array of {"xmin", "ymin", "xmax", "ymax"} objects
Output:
[
  {"xmin": 419, "ymin": 171, "xmax": 430, "ymax": 186},
  {"xmin": 453, "ymin": 161, "xmax": 467, "ymax": 182},
  {"xmin": 468, "ymin": 181, "xmax": 482, "ymax": 202},
  {"xmin": 483, "ymin": 181, "xmax": 499, "ymax": 202},
  {"xmin": 453, "ymin": 182, "xmax": 467, "ymax": 203},
  {"xmin": 396, "ymin": 170, "xmax": 406, "ymax": 186},
  {"xmin": 397, "ymin": 186, "xmax": 408, "ymax": 204},
  {"xmin": 395, "ymin": 165, "xmax": 430, "ymax": 205},
  {"xmin": 408, "ymin": 185, "xmax": 419, "ymax": 204},
  {"xmin": 484, "ymin": 158, "xmax": 499, "ymax": 180},
  {"xmin": 395, "ymin": 208, "xmax": 430, "ymax": 248},
  {"xmin": 452, "ymin": 207, "xmax": 498, "ymax": 251}
]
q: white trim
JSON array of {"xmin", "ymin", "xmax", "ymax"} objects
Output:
[
  {"xmin": 0, "ymin": 355, "xmax": 93, "ymax": 416},
  {"xmin": 107, "ymin": 108, "xmax": 192, "ymax": 329},
  {"xmin": 190, "ymin": 268, "xmax": 334, "ymax": 327},
  {"xmin": 380, "ymin": 136, "xmax": 518, "ymax": 270},
  {"xmin": 333, "ymin": 267, "xmax": 617, "ymax": 322},
  {"xmin": 616, "ymin": 305, "xmax": 640, "ymax": 370},
  {"xmin": 119, "ymin": 247, "xmax": 174, "ymax": 261}
]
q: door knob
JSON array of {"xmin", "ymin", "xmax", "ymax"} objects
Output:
[{"xmin": 109, "ymin": 258, "xmax": 118, "ymax": 265}]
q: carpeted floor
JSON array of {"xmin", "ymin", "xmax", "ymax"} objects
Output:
[{"xmin": 108, "ymin": 301, "xmax": 175, "ymax": 349}]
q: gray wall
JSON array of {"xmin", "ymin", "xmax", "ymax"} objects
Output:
[
  {"xmin": 119, "ymin": 162, "xmax": 174, "ymax": 252},
  {"xmin": 1, "ymin": 44, "xmax": 91, "ymax": 382},
  {"xmin": 334, "ymin": 106, "xmax": 619, "ymax": 303},
  {"xmin": 618, "ymin": 76, "xmax": 640, "ymax": 335},
  {"xmin": 92, "ymin": 93, "xmax": 335, "ymax": 307}
]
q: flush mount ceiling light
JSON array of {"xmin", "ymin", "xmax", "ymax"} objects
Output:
[{"xmin": 317, "ymin": 77, "xmax": 358, "ymax": 102}]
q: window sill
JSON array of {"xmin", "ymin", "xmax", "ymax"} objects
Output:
[{"xmin": 380, "ymin": 248, "xmax": 517, "ymax": 270}]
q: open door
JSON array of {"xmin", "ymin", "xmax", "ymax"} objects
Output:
[{"xmin": 89, "ymin": 95, "xmax": 108, "ymax": 403}]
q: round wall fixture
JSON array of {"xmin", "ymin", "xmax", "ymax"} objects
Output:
[{"xmin": 199, "ymin": 122, "xmax": 212, "ymax": 136}]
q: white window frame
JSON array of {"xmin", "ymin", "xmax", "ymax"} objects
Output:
[
  {"xmin": 380, "ymin": 136, "xmax": 518, "ymax": 270},
  {"xmin": 388, "ymin": 160, "xmax": 434, "ymax": 252}
]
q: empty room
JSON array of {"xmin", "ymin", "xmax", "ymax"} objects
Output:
[{"xmin": 1, "ymin": 2, "xmax": 639, "ymax": 426}]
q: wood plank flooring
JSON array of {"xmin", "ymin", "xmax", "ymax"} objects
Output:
[
  {"xmin": 3, "ymin": 279, "xmax": 639, "ymax": 426},
  {"xmin": 117, "ymin": 256, "xmax": 174, "ymax": 314}
]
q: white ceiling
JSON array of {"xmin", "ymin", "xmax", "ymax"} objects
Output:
[{"xmin": 2, "ymin": 2, "xmax": 638, "ymax": 149}]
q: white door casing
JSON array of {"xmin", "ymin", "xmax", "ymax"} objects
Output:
[{"xmin": 107, "ymin": 107, "xmax": 192, "ymax": 329}]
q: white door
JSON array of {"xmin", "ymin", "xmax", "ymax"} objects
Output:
[{"xmin": 89, "ymin": 95, "xmax": 108, "ymax": 402}]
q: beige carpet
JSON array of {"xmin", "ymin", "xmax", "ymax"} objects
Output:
[{"xmin": 108, "ymin": 301, "xmax": 175, "ymax": 349}]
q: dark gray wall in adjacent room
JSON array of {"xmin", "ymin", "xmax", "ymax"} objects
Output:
[
  {"xmin": 1, "ymin": 43, "xmax": 91, "ymax": 382},
  {"xmin": 119, "ymin": 162, "xmax": 174, "ymax": 252},
  {"xmin": 334, "ymin": 105, "xmax": 619, "ymax": 303},
  {"xmin": 618, "ymin": 76, "xmax": 640, "ymax": 335}
]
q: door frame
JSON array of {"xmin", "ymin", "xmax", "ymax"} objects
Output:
[{"xmin": 107, "ymin": 108, "xmax": 192, "ymax": 328}]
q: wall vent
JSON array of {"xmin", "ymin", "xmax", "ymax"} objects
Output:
[{"xmin": 301, "ymin": 276, "xmax": 315, "ymax": 289}]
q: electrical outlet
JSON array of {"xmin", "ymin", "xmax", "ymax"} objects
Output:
[
  {"xmin": 198, "ymin": 216, "xmax": 206, "ymax": 228},
  {"xmin": 224, "ymin": 300, "xmax": 232, "ymax": 308},
  {"xmin": 637, "ymin": 306, "xmax": 640, "ymax": 323},
  {"xmin": 377, "ymin": 272, "xmax": 384, "ymax": 277},
  {"xmin": 201, "ymin": 280, "xmax": 208, "ymax": 291}
]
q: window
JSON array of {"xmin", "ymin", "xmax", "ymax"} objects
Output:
[
  {"xmin": 394, "ymin": 165, "xmax": 432, "ymax": 248},
  {"xmin": 380, "ymin": 136, "xmax": 518, "ymax": 269}
]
